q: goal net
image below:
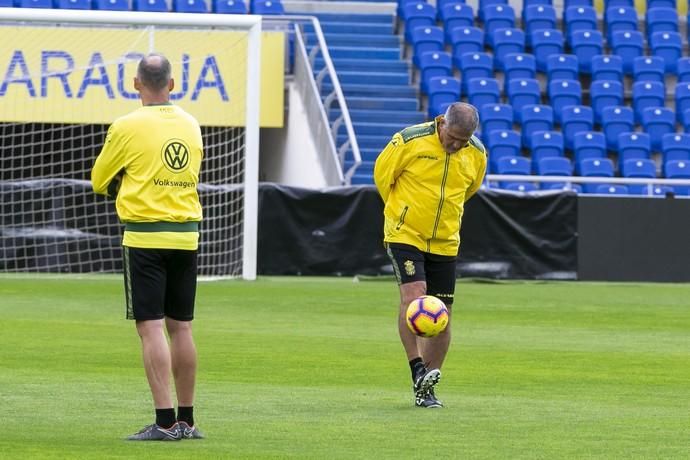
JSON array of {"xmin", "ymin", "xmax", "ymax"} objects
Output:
[{"xmin": 0, "ymin": 9, "xmax": 260, "ymax": 279}]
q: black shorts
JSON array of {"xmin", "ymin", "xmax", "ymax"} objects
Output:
[
  {"xmin": 386, "ymin": 243, "xmax": 457, "ymax": 305},
  {"xmin": 122, "ymin": 246, "xmax": 198, "ymax": 321}
]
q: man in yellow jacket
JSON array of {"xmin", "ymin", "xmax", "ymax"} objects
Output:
[
  {"xmin": 374, "ymin": 102, "xmax": 487, "ymax": 408},
  {"xmin": 92, "ymin": 54, "xmax": 204, "ymax": 440}
]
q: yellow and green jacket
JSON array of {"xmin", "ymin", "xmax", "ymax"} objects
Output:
[{"xmin": 373, "ymin": 118, "xmax": 487, "ymax": 256}]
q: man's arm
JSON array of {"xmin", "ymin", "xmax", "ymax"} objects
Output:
[
  {"xmin": 373, "ymin": 133, "xmax": 405, "ymax": 203},
  {"xmin": 91, "ymin": 124, "xmax": 125, "ymax": 198},
  {"xmin": 465, "ymin": 142, "xmax": 488, "ymax": 202}
]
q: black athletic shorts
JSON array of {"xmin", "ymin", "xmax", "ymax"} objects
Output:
[
  {"xmin": 386, "ymin": 243, "xmax": 457, "ymax": 305},
  {"xmin": 122, "ymin": 246, "xmax": 198, "ymax": 321}
]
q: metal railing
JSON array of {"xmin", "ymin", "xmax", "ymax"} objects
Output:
[{"xmin": 486, "ymin": 174, "xmax": 690, "ymax": 195}]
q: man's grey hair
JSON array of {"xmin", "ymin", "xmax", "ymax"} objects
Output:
[
  {"xmin": 137, "ymin": 53, "xmax": 171, "ymax": 91},
  {"xmin": 444, "ymin": 102, "xmax": 479, "ymax": 135}
]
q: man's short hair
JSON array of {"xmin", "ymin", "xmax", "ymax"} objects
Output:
[
  {"xmin": 137, "ymin": 53, "xmax": 171, "ymax": 91},
  {"xmin": 444, "ymin": 103, "xmax": 479, "ymax": 135}
]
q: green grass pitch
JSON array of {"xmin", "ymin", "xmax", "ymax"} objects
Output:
[{"xmin": 1, "ymin": 275, "xmax": 689, "ymax": 459}]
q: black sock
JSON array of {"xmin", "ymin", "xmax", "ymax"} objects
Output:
[
  {"xmin": 155, "ymin": 408, "xmax": 177, "ymax": 428},
  {"xmin": 409, "ymin": 357, "xmax": 424, "ymax": 382},
  {"xmin": 177, "ymin": 406, "xmax": 194, "ymax": 427}
]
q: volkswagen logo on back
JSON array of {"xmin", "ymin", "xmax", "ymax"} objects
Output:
[{"xmin": 161, "ymin": 139, "xmax": 190, "ymax": 173}]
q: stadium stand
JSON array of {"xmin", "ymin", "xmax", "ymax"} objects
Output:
[
  {"xmin": 573, "ymin": 131, "xmax": 606, "ymax": 165},
  {"xmin": 662, "ymin": 133, "xmax": 690, "ymax": 164},
  {"xmin": 646, "ymin": 7, "xmax": 679, "ymax": 37},
  {"xmin": 417, "ymin": 51, "xmax": 452, "ymax": 94},
  {"xmin": 677, "ymin": 57, "xmax": 690, "ymax": 82},
  {"xmin": 490, "ymin": 28, "xmax": 525, "ymax": 70},
  {"xmin": 632, "ymin": 81, "xmax": 666, "ymax": 123},
  {"xmin": 523, "ymin": 4, "xmax": 557, "ymax": 46},
  {"xmin": 610, "ymin": 30, "xmax": 645, "ymax": 74},
  {"xmin": 591, "ymin": 54, "xmax": 624, "ymax": 82},
  {"xmin": 410, "ymin": 26, "xmax": 444, "ymax": 66},
  {"xmin": 503, "ymin": 53, "xmax": 536, "ymax": 92},
  {"xmin": 531, "ymin": 131, "xmax": 565, "ymax": 170},
  {"xmin": 482, "ymin": 4, "xmax": 516, "ymax": 47},
  {"xmin": 568, "ymin": 30, "xmax": 603, "ymax": 74},
  {"xmin": 95, "ymin": 0, "xmax": 129, "ymax": 9},
  {"xmin": 601, "ymin": 106, "xmax": 635, "ymax": 149},
  {"xmin": 520, "ymin": 105, "xmax": 554, "ymax": 148},
  {"xmin": 467, "ymin": 77, "xmax": 501, "ymax": 113},
  {"xmin": 531, "ymin": 29, "xmax": 564, "ymax": 72},
  {"xmin": 546, "ymin": 54, "xmax": 579, "ymax": 81},
  {"xmin": 622, "ymin": 159, "xmax": 657, "ymax": 194},
  {"xmin": 427, "ymin": 76, "xmax": 460, "ymax": 118},
  {"xmin": 589, "ymin": 80, "xmax": 624, "ymax": 125},
  {"xmin": 562, "ymin": 106, "xmax": 594, "ymax": 151},
  {"xmin": 548, "ymin": 79, "xmax": 582, "ymax": 124},
  {"xmin": 480, "ymin": 104, "xmax": 514, "ymax": 143},
  {"xmin": 457, "ymin": 52, "xmax": 493, "ymax": 94},
  {"xmin": 564, "ymin": 5, "xmax": 597, "ymax": 41},
  {"xmin": 213, "ymin": 0, "xmax": 247, "ymax": 13},
  {"xmin": 633, "ymin": 56, "xmax": 666, "ymax": 83},
  {"xmin": 487, "ymin": 130, "xmax": 521, "ymax": 172},
  {"xmin": 605, "ymin": 6, "xmax": 638, "ymax": 41},
  {"xmin": 617, "ymin": 132, "xmax": 652, "ymax": 168},
  {"xmin": 579, "ymin": 158, "xmax": 615, "ymax": 192},
  {"xmin": 507, "ymin": 78, "xmax": 541, "ymax": 123},
  {"xmin": 133, "ymin": 0, "xmax": 168, "ymax": 11},
  {"xmin": 650, "ymin": 31, "xmax": 683, "ymax": 73},
  {"xmin": 641, "ymin": 107, "xmax": 676, "ymax": 152},
  {"xmin": 18, "ymin": 0, "xmax": 55, "ymax": 7},
  {"xmin": 56, "ymin": 0, "xmax": 92, "ymax": 9},
  {"xmin": 440, "ymin": 3, "xmax": 474, "ymax": 44}
]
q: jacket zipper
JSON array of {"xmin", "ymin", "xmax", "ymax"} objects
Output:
[
  {"xmin": 396, "ymin": 205, "xmax": 409, "ymax": 230},
  {"xmin": 428, "ymin": 154, "xmax": 450, "ymax": 252}
]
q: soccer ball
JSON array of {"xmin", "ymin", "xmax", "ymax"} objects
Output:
[{"xmin": 405, "ymin": 295, "xmax": 449, "ymax": 338}]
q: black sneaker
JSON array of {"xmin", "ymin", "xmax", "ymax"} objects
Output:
[
  {"xmin": 126, "ymin": 423, "xmax": 181, "ymax": 441},
  {"xmin": 178, "ymin": 421, "xmax": 205, "ymax": 439},
  {"xmin": 415, "ymin": 387, "xmax": 444, "ymax": 408},
  {"xmin": 413, "ymin": 367, "xmax": 441, "ymax": 394}
]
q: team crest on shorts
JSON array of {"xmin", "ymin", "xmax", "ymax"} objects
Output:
[{"xmin": 404, "ymin": 260, "xmax": 415, "ymax": 276}]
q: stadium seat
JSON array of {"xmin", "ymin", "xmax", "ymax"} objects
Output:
[
  {"xmin": 213, "ymin": 0, "xmax": 247, "ymax": 13},
  {"xmin": 601, "ymin": 106, "xmax": 634, "ymax": 150},
  {"xmin": 531, "ymin": 29, "xmax": 564, "ymax": 72},
  {"xmin": 449, "ymin": 27, "xmax": 484, "ymax": 59},
  {"xmin": 589, "ymin": 80, "xmax": 623, "ymax": 125},
  {"xmin": 664, "ymin": 160, "xmax": 690, "ymax": 195},
  {"xmin": 520, "ymin": 105, "xmax": 554, "ymax": 148},
  {"xmin": 646, "ymin": 7, "xmax": 678, "ymax": 37},
  {"xmin": 677, "ymin": 58, "xmax": 690, "ymax": 82},
  {"xmin": 676, "ymin": 83, "xmax": 690, "ymax": 123},
  {"xmin": 622, "ymin": 158, "xmax": 657, "ymax": 194},
  {"xmin": 57, "ymin": 0, "xmax": 92, "ymax": 8},
  {"xmin": 174, "ymin": 0, "xmax": 208, "ymax": 12},
  {"xmin": 502, "ymin": 53, "xmax": 536, "ymax": 92},
  {"xmin": 457, "ymin": 52, "xmax": 492, "ymax": 95},
  {"xmin": 650, "ymin": 32, "xmax": 683, "ymax": 73},
  {"xmin": 467, "ymin": 77, "xmax": 501, "ymax": 112},
  {"xmin": 568, "ymin": 30, "xmax": 603, "ymax": 74},
  {"xmin": 403, "ymin": 3, "xmax": 437, "ymax": 42},
  {"xmin": 548, "ymin": 79, "xmax": 582, "ymax": 124},
  {"xmin": 496, "ymin": 156, "xmax": 531, "ymax": 188},
  {"xmin": 632, "ymin": 56, "xmax": 665, "ymax": 83},
  {"xmin": 502, "ymin": 182, "xmax": 539, "ymax": 192},
  {"xmin": 523, "ymin": 4, "xmax": 557, "ymax": 45},
  {"xmin": 591, "ymin": 54, "xmax": 623, "ymax": 82},
  {"xmin": 507, "ymin": 78, "xmax": 541, "ymax": 123},
  {"xmin": 482, "ymin": 4, "xmax": 516, "ymax": 46},
  {"xmin": 536, "ymin": 156, "xmax": 574, "ymax": 189},
  {"xmin": 480, "ymin": 104, "xmax": 514, "ymax": 142},
  {"xmin": 632, "ymin": 81, "xmax": 665, "ymax": 123},
  {"xmin": 531, "ymin": 131, "xmax": 565, "ymax": 170},
  {"xmin": 647, "ymin": 0, "xmax": 676, "ymax": 9},
  {"xmin": 605, "ymin": 0, "xmax": 634, "ymax": 6},
  {"xmin": 487, "ymin": 130, "xmax": 521, "ymax": 171},
  {"xmin": 523, "ymin": 0, "xmax": 553, "ymax": 9},
  {"xmin": 562, "ymin": 106, "xmax": 595, "ymax": 151},
  {"xmin": 662, "ymin": 133, "xmax": 690, "ymax": 164},
  {"xmin": 440, "ymin": 3, "xmax": 474, "ymax": 44},
  {"xmin": 546, "ymin": 54, "xmax": 578, "ymax": 81},
  {"xmin": 478, "ymin": 0, "xmax": 508, "ymax": 21},
  {"xmin": 427, "ymin": 76, "xmax": 461, "ymax": 118},
  {"xmin": 253, "ymin": 0, "xmax": 284, "ymax": 13},
  {"xmin": 610, "ymin": 30, "xmax": 644, "ymax": 74},
  {"xmin": 133, "ymin": 0, "xmax": 167, "ymax": 11},
  {"xmin": 491, "ymin": 28, "xmax": 525, "ymax": 71},
  {"xmin": 640, "ymin": 107, "xmax": 675, "ymax": 152},
  {"xmin": 573, "ymin": 131, "xmax": 606, "ymax": 165},
  {"xmin": 418, "ymin": 51, "xmax": 452, "ymax": 95},
  {"xmin": 565, "ymin": 0, "xmax": 592, "ymax": 6},
  {"xmin": 95, "ymin": 0, "xmax": 129, "ymax": 10},
  {"xmin": 579, "ymin": 158, "xmax": 615, "ymax": 193},
  {"xmin": 592, "ymin": 184, "xmax": 629, "ymax": 195},
  {"xmin": 410, "ymin": 26, "xmax": 445, "ymax": 66},
  {"xmin": 684, "ymin": 109, "xmax": 690, "ymax": 133},
  {"xmin": 604, "ymin": 6, "xmax": 638, "ymax": 41},
  {"xmin": 564, "ymin": 6, "xmax": 597, "ymax": 41},
  {"xmin": 617, "ymin": 132, "xmax": 651, "ymax": 167}
]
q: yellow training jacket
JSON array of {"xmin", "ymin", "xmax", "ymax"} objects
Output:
[
  {"xmin": 91, "ymin": 104, "xmax": 203, "ymax": 250},
  {"xmin": 374, "ymin": 118, "xmax": 487, "ymax": 256}
]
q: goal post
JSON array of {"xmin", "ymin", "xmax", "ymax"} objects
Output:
[{"xmin": 0, "ymin": 8, "xmax": 260, "ymax": 280}]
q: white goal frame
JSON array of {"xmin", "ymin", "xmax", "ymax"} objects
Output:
[{"xmin": 0, "ymin": 8, "xmax": 261, "ymax": 280}]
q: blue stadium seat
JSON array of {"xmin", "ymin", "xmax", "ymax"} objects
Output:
[
  {"xmin": 601, "ymin": 106, "xmax": 634, "ymax": 150},
  {"xmin": 410, "ymin": 26, "xmax": 445, "ymax": 65},
  {"xmin": 95, "ymin": 0, "xmax": 129, "ymax": 10},
  {"xmin": 507, "ymin": 78, "xmax": 541, "ymax": 123},
  {"xmin": 482, "ymin": 4, "xmax": 516, "ymax": 46},
  {"xmin": 610, "ymin": 30, "xmax": 644, "ymax": 74},
  {"xmin": 573, "ymin": 131, "xmax": 606, "ymax": 165},
  {"xmin": 546, "ymin": 54, "xmax": 578, "ymax": 81},
  {"xmin": 565, "ymin": 0, "xmax": 592, "ymax": 6},
  {"xmin": 487, "ymin": 130, "xmax": 521, "ymax": 172},
  {"xmin": 646, "ymin": 7, "xmax": 678, "ymax": 37},
  {"xmin": 564, "ymin": 6, "xmax": 597, "ymax": 41},
  {"xmin": 622, "ymin": 158, "xmax": 657, "ymax": 194},
  {"xmin": 520, "ymin": 105, "xmax": 554, "ymax": 148},
  {"xmin": 418, "ymin": 51, "xmax": 452, "ymax": 95},
  {"xmin": 605, "ymin": 0, "xmax": 634, "ymax": 6},
  {"xmin": 427, "ymin": 76, "xmax": 461, "ymax": 118},
  {"xmin": 478, "ymin": 0, "xmax": 508, "ymax": 21},
  {"xmin": 641, "ymin": 107, "xmax": 675, "ymax": 152},
  {"xmin": 604, "ymin": 6, "xmax": 637, "ymax": 41},
  {"xmin": 133, "ymin": 0, "xmax": 167, "ymax": 11},
  {"xmin": 524, "ymin": 4, "xmax": 557, "ymax": 45},
  {"xmin": 569, "ymin": 30, "xmax": 603, "ymax": 74},
  {"xmin": 589, "ymin": 80, "xmax": 623, "ymax": 125},
  {"xmin": 496, "ymin": 156, "xmax": 531, "ymax": 180},
  {"xmin": 677, "ymin": 83, "xmax": 690, "ymax": 123},
  {"xmin": 502, "ymin": 182, "xmax": 539, "ymax": 192},
  {"xmin": 591, "ymin": 54, "xmax": 623, "ymax": 82},
  {"xmin": 467, "ymin": 77, "xmax": 501, "ymax": 112},
  {"xmin": 579, "ymin": 158, "xmax": 615, "ymax": 193},
  {"xmin": 503, "ymin": 53, "xmax": 536, "ymax": 93},
  {"xmin": 523, "ymin": 0, "xmax": 553, "ymax": 9},
  {"xmin": 480, "ymin": 104, "xmax": 514, "ymax": 142},
  {"xmin": 662, "ymin": 133, "xmax": 690, "ymax": 164},
  {"xmin": 491, "ymin": 28, "xmax": 525, "ymax": 71},
  {"xmin": 449, "ymin": 27, "xmax": 485, "ymax": 59},
  {"xmin": 403, "ymin": 3, "xmax": 437, "ymax": 42},
  {"xmin": 253, "ymin": 0, "xmax": 284, "ymax": 13},
  {"xmin": 650, "ymin": 31, "xmax": 683, "ymax": 73},
  {"xmin": 175, "ymin": 0, "xmax": 208, "ymax": 12},
  {"xmin": 57, "ymin": 0, "xmax": 91, "ymax": 8},
  {"xmin": 677, "ymin": 58, "xmax": 690, "ymax": 82},
  {"xmin": 531, "ymin": 130, "xmax": 565, "ymax": 170},
  {"xmin": 647, "ymin": 0, "xmax": 676, "ymax": 9},
  {"xmin": 548, "ymin": 79, "xmax": 582, "ymax": 124},
  {"xmin": 592, "ymin": 184, "xmax": 629, "ymax": 195},
  {"xmin": 531, "ymin": 29, "xmax": 564, "ymax": 72},
  {"xmin": 632, "ymin": 81, "xmax": 665, "ymax": 123},
  {"xmin": 214, "ymin": 0, "xmax": 247, "ymax": 13},
  {"xmin": 618, "ymin": 132, "xmax": 651, "ymax": 167},
  {"xmin": 665, "ymin": 160, "xmax": 690, "ymax": 195},
  {"xmin": 684, "ymin": 109, "xmax": 690, "ymax": 133},
  {"xmin": 536, "ymin": 155, "xmax": 571, "ymax": 176},
  {"xmin": 440, "ymin": 3, "xmax": 474, "ymax": 44},
  {"xmin": 632, "ymin": 56, "xmax": 665, "ymax": 83},
  {"xmin": 457, "ymin": 52, "xmax": 492, "ymax": 95},
  {"xmin": 562, "ymin": 106, "xmax": 594, "ymax": 151}
]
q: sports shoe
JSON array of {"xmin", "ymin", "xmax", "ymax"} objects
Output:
[
  {"xmin": 126, "ymin": 423, "xmax": 181, "ymax": 441},
  {"xmin": 178, "ymin": 421, "xmax": 205, "ymax": 439},
  {"xmin": 413, "ymin": 367, "xmax": 441, "ymax": 394},
  {"xmin": 415, "ymin": 387, "xmax": 444, "ymax": 408}
]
